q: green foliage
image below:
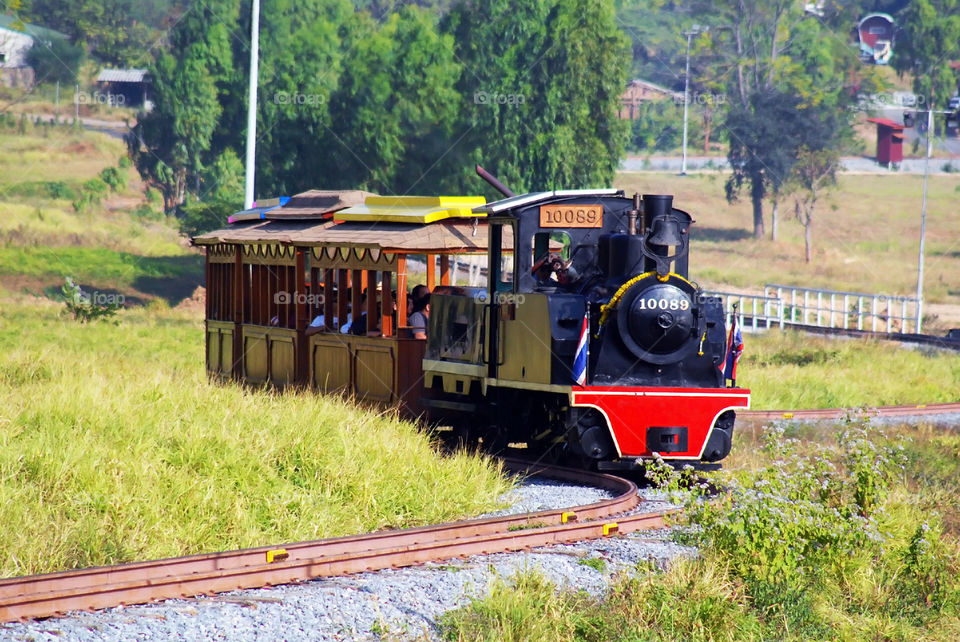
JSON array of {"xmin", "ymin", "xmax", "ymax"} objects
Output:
[
  {"xmin": 322, "ymin": 5, "xmax": 463, "ymax": 193},
  {"xmin": 577, "ymin": 557, "xmax": 607, "ymax": 573},
  {"xmin": 0, "ymin": 180, "xmax": 78, "ymax": 201},
  {"xmin": 892, "ymin": 0, "xmax": 960, "ymax": 106},
  {"xmin": 21, "ymin": 0, "xmax": 180, "ymax": 65},
  {"xmin": 24, "ymin": 36, "xmax": 85, "ymax": 85},
  {"xmin": 71, "ymin": 177, "xmax": 110, "ymax": 212},
  {"xmin": 98, "ymin": 166, "xmax": 126, "ymax": 192},
  {"xmin": 444, "ymin": 0, "xmax": 630, "ymax": 195},
  {"xmin": 628, "ymin": 100, "xmax": 685, "ymax": 153},
  {"xmin": 60, "ymin": 276, "xmax": 121, "ymax": 322},
  {"xmin": 127, "ymin": 0, "xmax": 238, "ymax": 211},
  {"xmin": 177, "ymin": 199, "xmax": 238, "ymax": 237}
]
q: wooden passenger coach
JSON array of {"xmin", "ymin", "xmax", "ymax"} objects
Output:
[{"xmin": 193, "ymin": 191, "xmax": 496, "ymax": 416}]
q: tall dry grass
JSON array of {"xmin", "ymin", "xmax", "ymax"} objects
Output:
[{"xmin": 0, "ymin": 300, "xmax": 511, "ymax": 577}]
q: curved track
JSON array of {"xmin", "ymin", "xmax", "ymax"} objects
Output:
[
  {"xmin": 0, "ymin": 459, "xmax": 670, "ymax": 623},
  {"xmin": 741, "ymin": 401, "xmax": 960, "ymax": 422}
]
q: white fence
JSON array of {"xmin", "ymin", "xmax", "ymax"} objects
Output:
[{"xmin": 706, "ymin": 284, "xmax": 920, "ymax": 335}]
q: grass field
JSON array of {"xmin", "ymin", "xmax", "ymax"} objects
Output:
[
  {"xmin": 0, "ymin": 299, "xmax": 512, "ymax": 577},
  {"xmin": 0, "ymin": 125, "xmax": 202, "ymax": 305}
]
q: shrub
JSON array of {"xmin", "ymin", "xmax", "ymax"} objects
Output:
[
  {"xmin": 60, "ymin": 276, "xmax": 121, "ymax": 323},
  {"xmin": 99, "ymin": 166, "xmax": 127, "ymax": 193}
]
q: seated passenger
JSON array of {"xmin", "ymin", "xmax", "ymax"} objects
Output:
[{"xmin": 408, "ymin": 284, "xmax": 431, "ymax": 340}]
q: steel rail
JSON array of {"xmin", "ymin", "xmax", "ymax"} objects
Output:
[
  {"xmin": 0, "ymin": 460, "xmax": 656, "ymax": 623},
  {"xmin": 742, "ymin": 401, "xmax": 960, "ymax": 422}
]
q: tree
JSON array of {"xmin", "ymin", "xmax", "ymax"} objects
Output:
[
  {"xmin": 892, "ymin": 0, "xmax": 960, "ymax": 115},
  {"xmin": 704, "ymin": 0, "xmax": 867, "ymax": 238},
  {"xmin": 217, "ymin": 0, "xmax": 356, "ymax": 197},
  {"xmin": 321, "ymin": 5, "xmax": 463, "ymax": 193},
  {"xmin": 24, "ymin": 34, "xmax": 84, "ymax": 85},
  {"xmin": 791, "ymin": 146, "xmax": 839, "ymax": 263},
  {"xmin": 21, "ymin": 0, "xmax": 182, "ymax": 66},
  {"xmin": 443, "ymin": 0, "xmax": 630, "ymax": 195},
  {"xmin": 126, "ymin": 0, "xmax": 238, "ymax": 211}
]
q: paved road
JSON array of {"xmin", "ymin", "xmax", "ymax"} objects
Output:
[
  {"xmin": 622, "ymin": 154, "xmax": 960, "ymax": 174},
  {"xmin": 26, "ymin": 112, "xmax": 130, "ymax": 140}
]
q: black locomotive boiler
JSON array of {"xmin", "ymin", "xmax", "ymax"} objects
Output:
[{"xmin": 421, "ymin": 189, "xmax": 750, "ymax": 470}]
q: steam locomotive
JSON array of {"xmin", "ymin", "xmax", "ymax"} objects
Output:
[{"xmin": 421, "ymin": 183, "xmax": 750, "ymax": 470}]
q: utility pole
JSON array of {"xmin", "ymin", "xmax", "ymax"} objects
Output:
[
  {"xmin": 681, "ymin": 25, "xmax": 705, "ymax": 176},
  {"xmin": 915, "ymin": 106, "xmax": 933, "ymax": 334},
  {"xmin": 243, "ymin": 0, "xmax": 261, "ymax": 210}
]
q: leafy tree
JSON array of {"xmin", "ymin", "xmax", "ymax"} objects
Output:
[
  {"xmin": 628, "ymin": 98, "xmax": 698, "ymax": 153},
  {"xmin": 443, "ymin": 0, "xmax": 630, "ymax": 195},
  {"xmin": 322, "ymin": 5, "xmax": 462, "ymax": 193},
  {"xmin": 891, "ymin": 0, "xmax": 960, "ymax": 113},
  {"xmin": 21, "ymin": 0, "xmax": 182, "ymax": 66},
  {"xmin": 127, "ymin": 0, "xmax": 238, "ymax": 211},
  {"xmin": 697, "ymin": 0, "xmax": 867, "ymax": 238},
  {"xmin": 217, "ymin": 0, "xmax": 356, "ymax": 197},
  {"xmin": 24, "ymin": 35, "xmax": 84, "ymax": 84}
]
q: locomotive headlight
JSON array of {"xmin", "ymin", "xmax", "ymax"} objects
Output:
[{"xmin": 615, "ymin": 277, "xmax": 701, "ymax": 365}]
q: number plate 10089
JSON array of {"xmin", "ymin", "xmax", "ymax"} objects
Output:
[{"xmin": 539, "ymin": 204, "xmax": 603, "ymax": 228}]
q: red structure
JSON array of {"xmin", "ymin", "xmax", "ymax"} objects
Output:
[{"xmin": 867, "ymin": 117, "xmax": 905, "ymax": 165}]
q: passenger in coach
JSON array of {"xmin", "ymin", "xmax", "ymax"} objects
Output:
[{"xmin": 408, "ymin": 284, "xmax": 431, "ymax": 340}]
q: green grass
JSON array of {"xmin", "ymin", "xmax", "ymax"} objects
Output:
[
  {"xmin": 0, "ymin": 126, "xmax": 201, "ymax": 304},
  {"xmin": 0, "ymin": 299, "xmax": 513, "ymax": 577},
  {"xmin": 738, "ymin": 330, "xmax": 960, "ymax": 410}
]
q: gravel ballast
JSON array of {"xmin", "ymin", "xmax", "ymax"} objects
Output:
[{"xmin": 1, "ymin": 478, "xmax": 693, "ymax": 642}]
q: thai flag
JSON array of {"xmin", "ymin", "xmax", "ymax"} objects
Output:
[
  {"xmin": 573, "ymin": 314, "xmax": 589, "ymax": 386},
  {"xmin": 721, "ymin": 314, "xmax": 744, "ymax": 382}
]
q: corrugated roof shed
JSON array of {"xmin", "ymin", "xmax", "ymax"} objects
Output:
[{"xmin": 96, "ymin": 69, "xmax": 149, "ymax": 83}]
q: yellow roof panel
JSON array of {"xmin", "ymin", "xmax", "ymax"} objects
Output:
[{"xmin": 337, "ymin": 195, "xmax": 487, "ymax": 224}]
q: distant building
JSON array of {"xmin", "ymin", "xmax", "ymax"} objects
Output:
[
  {"xmin": 0, "ymin": 15, "xmax": 66, "ymax": 88},
  {"xmin": 619, "ymin": 79, "xmax": 683, "ymax": 120},
  {"xmin": 95, "ymin": 69, "xmax": 151, "ymax": 109}
]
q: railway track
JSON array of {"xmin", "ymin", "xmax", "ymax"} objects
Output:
[
  {"xmin": 0, "ymin": 459, "xmax": 670, "ymax": 624},
  {"xmin": 741, "ymin": 400, "xmax": 960, "ymax": 422},
  {"xmin": 5, "ymin": 402, "xmax": 957, "ymax": 624}
]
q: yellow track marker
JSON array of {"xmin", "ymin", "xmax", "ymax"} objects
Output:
[
  {"xmin": 561, "ymin": 511, "xmax": 577, "ymax": 523},
  {"xmin": 602, "ymin": 523, "xmax": 619, "ymax": 536},
  {"xmin": 266, "ymin": 549, "xmax": 289, "ymax": 563}
]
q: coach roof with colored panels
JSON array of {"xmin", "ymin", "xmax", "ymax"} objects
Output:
[
  {"xmin": 473, "ymin": 189, "xmax": 622, "ymax": 215},
  {"xmin": 192, "ymin": 218, "xmax": 511, "ymax": 254}
]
